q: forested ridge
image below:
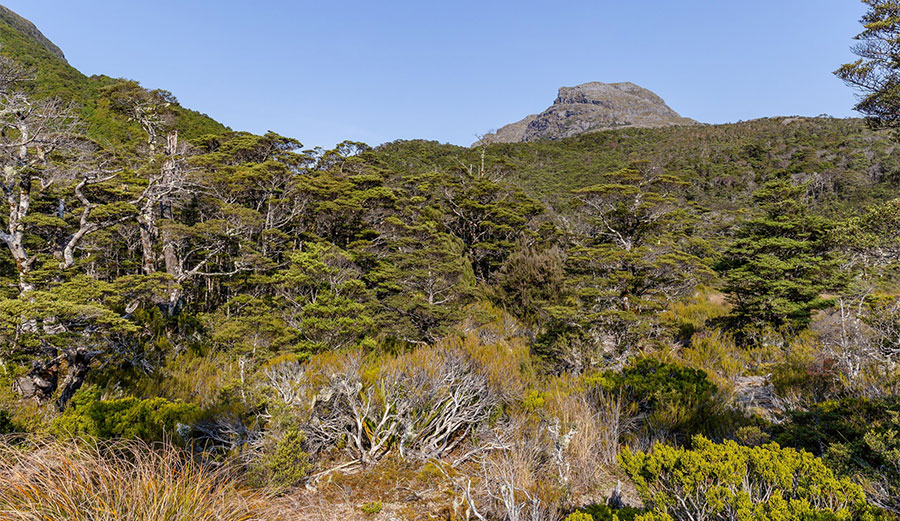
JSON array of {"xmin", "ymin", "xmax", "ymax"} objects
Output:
[{"xmin": 0, "ymin": 4, "xmax": 899, "ymax": 521}]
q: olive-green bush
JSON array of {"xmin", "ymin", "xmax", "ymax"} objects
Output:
[
  {"xmin": 0, "ymin": 409, "xmax": 14, "ymax": 435},
  {"xmin": 568, "ymin": 503, "xmax": 643, "ymax": 521},
  {"xmin": 619, "ymin": 436, "xmax": 885, "ymax": 521},
  {"xmin": 248, "ymin": 423, "xmax": 311, "ymax": 490},
  {"xmin": 775, "ymin": 397, "xmax": 900, "ymax": 514},
  {"xmin": 598, "ymin": 359, "xmax": 730, "ymax": 441},
  {"xmin": 51, "ymin": 387, "xmax": 199, "ymax": 441}
]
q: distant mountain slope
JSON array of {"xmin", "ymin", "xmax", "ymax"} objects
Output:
[
  {"xmin": 380, "ymin": 116, "xmax": 898, "ymax": 216},
  {"xmin": 481, "ymin": 81, "xmax": 698, "ymax": 144},
  {"xmin": 0, "ymin": 5, "xmax": 65, "ymax": 61},
  {"xmin": 0, "ymin": 4, "xmax": 228, "ymax": 145}
]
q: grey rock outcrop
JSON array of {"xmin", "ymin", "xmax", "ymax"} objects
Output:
[{"xmin": 480, "ymin": 81, "xmax": 698, "ymax": 144}]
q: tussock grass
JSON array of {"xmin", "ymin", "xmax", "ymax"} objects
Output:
[{"xmin": 0, "ymin": 437, "xmax": 276, "ymax": 521}]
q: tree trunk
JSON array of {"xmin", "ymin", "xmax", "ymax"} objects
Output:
[
  {"xmin": 137, "ymin": 200, "xmax": 157, "ymax": 275},
  {"xmin": 161, "ymin": 131, "xmax": 181, "ymax": 280},
  {"xmin": 159, "ymin": 131, "xmax": 185, "ymax": 314},
  {"xmin": 56, "ymin": 348, "xmax": 94, "ymax": 411}
]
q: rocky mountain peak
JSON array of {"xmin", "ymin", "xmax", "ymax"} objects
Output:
[{"xmin": 479, "ymin": 81, "xmax": 698, "ymax": 144}]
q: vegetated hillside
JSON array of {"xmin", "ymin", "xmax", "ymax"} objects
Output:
[
  {"xmin": 480, "ymin": 81, "xmax": 698, "ymax": 144},
  {"xmin": 0, "ymin": 5, "xmax": 227, "ymax": 147},
  {"xmin": 0, "ymin": 5, "xmax": 899, "ymax": 521},
  {"xmin": 380, "ymin": 116, "xmax": 899, "ymax": 216}
]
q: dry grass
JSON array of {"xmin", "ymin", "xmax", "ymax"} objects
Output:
[{"xmin": 0, "ymin": 437, "xmax": 277, "ymax": 521}]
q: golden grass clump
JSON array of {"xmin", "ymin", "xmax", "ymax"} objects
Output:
[{"xmin": 0, "ymin": 437, "xmax": 276, "ymax": 521}]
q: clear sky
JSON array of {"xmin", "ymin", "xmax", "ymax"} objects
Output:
[{"xmin": 3, "ymin": 1, "xmax": 868, "ymax": 149}]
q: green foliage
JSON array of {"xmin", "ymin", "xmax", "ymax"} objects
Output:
[
  {"xmin": 51, "ymin": 387, "xmax": 199, "ymax": 441},
  {"xmin": 377, "ymin": 118, "xmax": 900, "ymax": 216},
  {"xmin": 0, "ymin": 409, "xmax": 15, "ymax": 435},
  {"xmin": 250, "ymin": 424, "xmax": 311, "ymax": 490},
  {"xmin": 3, "ymin": 12, "xmax": 900, "ymax": 518},
  {"xmin": 523, "ymin": 389, "xmax": 550, "ymax": 411},
  {"xmin": 734, "ymin": 425, "xmax": 771, "ymax": 447},
  {"xmin": 774, "ymin": 397, "xmax": 900, "ymax": 512},
  {"xmin": 360, "ymin": 501, "xmax": 383, "ymax": 515},
  {"xmin": 572, "ymin": 503, "xmax": 643, "ymax": 521},
  {"xmin": 716, "ymin": 178, "xmax": 844, "ymax": 340},
  {"xmin": 835, "ymin": 0, "xmax": 900, "ymax": 131},
  {"xmin": 493, "ymin": 243, "xmax": 565, "ymax": 322},
  {"xmin": 620, "ymin": 436, "xmax": 879, "ymax": 521},
  {"xmin": 543, "ymin": 164, "xmax": 713, "ymax": 370},
  {"xmin": 837, "ymin": 198, "xmax": 900, "ymax": 281},
  {"xmin": 369, "ymin": 226, "xmax": 476, "ymax": 343},
  {"xmin": 679, "ymin": 330, "xmax": 747, "ymax": 385},
  {"xmin": 274, "ymin": 243, "xmax": 374, "ymax": 354},
  {"xmin": 602, "ymin": 359, "xmax": 727, "ymax": 440}
]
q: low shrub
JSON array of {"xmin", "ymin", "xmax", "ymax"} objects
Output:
[
  {"xmin": 361, "ymin": 501, "xmax": 383, "ymax": 515},
  {"xmin": 247, "ymin": 422, "xmax": 311, "ymax": 490},
  {"xmin": 51, "ymin": 387, "xmax": 199, "ymax": 441},
  {"xmin": 659, "ymin": 289, "xmax": 730, "ymax": 347},
  {"xmin": 679, "ymin": 330, "xmax": 746, "ymax": 386},
  {"xmin": 571, "ymin": 503, "xmax": 643, "ymax": 521},
  {"xmin": 769, "ymin": 333, "xmax": 840, "ymax": 406},
  {"xmin": 774, "ymin": 397, "xmax": 900, "ymax": 514},
  {"xmin": 564, "ymin": 512, "xmax": 594, "ymax": 521},
  {"xmin": 598, "ymin": 358, "xmax": 730, "ymax": 442},
  {"xmin": 261, "ymin": 342, "xmax": 501, "ymax": 464},
  {"xmin": 619, "ymin": 436, "xmax": 884, "ymax": 521}
]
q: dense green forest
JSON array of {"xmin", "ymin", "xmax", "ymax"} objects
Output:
[{"xmin": 1, "ymin": 3, "xmax": 899, "ymax": 521}]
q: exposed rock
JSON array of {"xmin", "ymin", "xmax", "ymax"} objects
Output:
[
  {"xmin": 732, "ymin": 375, "xmax": 784, "ymax": 422},
  {"xmin": 480, "ymin": 81, "xmax": 698, "ymax": 144}
]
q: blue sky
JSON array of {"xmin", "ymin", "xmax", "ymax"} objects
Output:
[{"xmin": 4, "ymin": 1, "xmax": 868, "ymax": 148}]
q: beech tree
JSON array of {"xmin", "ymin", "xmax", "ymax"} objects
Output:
[
  {"xmin": 716, "ymin": 178, "xmax": 844, "ymax": 339},
  {"xmin": 836, "ymin": 0, "xmax": 900, "ymax": 130},
  {"xmin": 0, "ymin": 55, "xmax": 78, "ymax": 293},
  {"xmin": 545, "ymin": 165, "xmax": 711, "ymax": 370}
]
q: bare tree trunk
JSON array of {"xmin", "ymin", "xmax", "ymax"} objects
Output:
[
  {"xmin": 137, "ymin": 199, "xmax": 157, "ymax": 275},
  {"xmin": 161, "ymin": 131, "xmax": 181, "ymax": 279},
  {"xmin": 59, "ymin": 172, "xmax": 123, "ymax": 270},
  {"xmin": 159, "ymin": 131, "xmax": 185, "ymax": 313},
  {"xmin": 3, "ymin": 141, "xmax": 35, "ymax": 294}
]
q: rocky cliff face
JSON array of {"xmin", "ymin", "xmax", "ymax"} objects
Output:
[{"xmin": 480, "ymin": 82, "xmax": 698, "ymax": 144}]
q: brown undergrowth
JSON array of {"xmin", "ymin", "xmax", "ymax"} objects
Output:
[{"xmin": 0, "ymin": 436, "xmax": 278, "ymax": 521}]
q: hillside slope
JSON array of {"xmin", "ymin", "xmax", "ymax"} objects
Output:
[
  {"xmin": 380, "ymin": 116, "xmax": 899, "ymax": 216},
  {"xmin": 0, "ymin": 4, "xmax": 228, "ymax": 145}
]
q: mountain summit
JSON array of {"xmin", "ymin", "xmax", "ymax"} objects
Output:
[{"xmin": 480, "ymin": 81, "xmax": 699, "ymax": 144}]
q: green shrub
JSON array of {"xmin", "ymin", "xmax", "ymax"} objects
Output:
[
  {"xmin": 523, "ymin": 389, "xmax": 549, "ymax": 410},
  {"xmin": 774, "ymin": 397, "xmax": 900, "ymax": 512},
  {"xmin": 0, "ymin": 409, "xmax": 15, "ymax": 434},
  {"xmin": 734, "ymin": 425, "xmax": 770, "ymax": 447},
  {"xmin": 601, "ymin": 358, "xmax": 729, "ymax": 440},
  {"xmin": 564, "ymin": 512, "xmax": 594, "ymax": 521},
  {"xmin": 51, "ymin": 387, "xmax": 199, "ymax": 441},
  {"xmin": 619, "ymin": 436, "xmax": 882, "ymax": 521},
  {"xmin": 572, "ymin": 503, "xmax": 643, "ymax": 521},
  {"xmin": 251, "ymin": 426, "xmax": 311, "ymax": 490},
  {"xmin": 361, "ymin": 501, "xmax": 383, "ymax": 515}
]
